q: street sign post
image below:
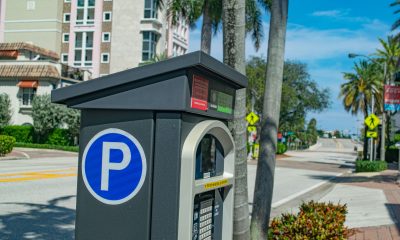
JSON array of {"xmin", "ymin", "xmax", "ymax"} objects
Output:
[
  {"xmin": 365, "ymin": 114, "xmax": 380, "ymax": 130},
  {"xmin": 366, "ymin": 131, "xmax": 378, "ymax": 139},
  {"xmin": 246, "ymin": 112, "xmax": 259, "ymax": 125}
]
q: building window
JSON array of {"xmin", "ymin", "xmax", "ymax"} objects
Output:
[
  {"xmin": 76, "ymin": 0, "xmax": 95, "ymax": 25},
  {"xmin": 63, "ymin": 13, "xmax": 71, "ymax": 23},
  {"xmin": 61, "ymin": 53, "xmax": 68, "ymax": 63},
  {"xmin": 144, "ymin": 0, "xmax": 157, "ymax": 19},
  {"xmin": 101, "ymin": 53, "xmax": 109, "ymax": 63},
  {"xmin": 142, "ymin": 31, "xmax": 157, "ymax": 61},
  {"xmin": 102, "ymin": 32, "xmax": 111, "ymax": 42},
  {"xmin": 62, "ymin": 33, "xmax": 69, "ymax": 43},
  {"xmin": 74, "ymin": 32, "xmax": 94, "ymax": 67},
  {"xmin": 22, "ymin": 88, "xmax": 36, "ymax": 106},
  {"xmin": 103, "ymin": 12, "xmax": 112, "ymax": 21}
]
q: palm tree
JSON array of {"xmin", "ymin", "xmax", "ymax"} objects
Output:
[
  {"xmin": 222, "ymin": 0, "xmax": 249, "ymax": 239},
  {"xmin": 375, "ymin": 36, "xmax": 400, "ymax": 81},
  {"xmin": 375, "ymin": 36, "xmax": 400, "ymax": 160},
  {"xmin": 340, "ymin": 60, "xmax": 383, "ymax": 159},
  {"xmin": 166, "ymin": 0, "xmax": 266, "ymax": 54},
  {"xmin": 250, "ymin": 0, "xmax": 288, "ymax": 238}
]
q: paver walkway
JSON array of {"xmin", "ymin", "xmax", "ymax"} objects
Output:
[{"xmin": 344, "ymin": 169, "xmax": 400, "ymax": 240}]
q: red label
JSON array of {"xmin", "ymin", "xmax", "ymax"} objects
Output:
[
  {"xmin": 385, "ymin": 85, "xmax": 400, "ymax": 104},
  {"xmin": 191, "ymin": 75, "xmax": 209, "ymax": 111}
]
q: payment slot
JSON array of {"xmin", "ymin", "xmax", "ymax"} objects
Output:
[{"xmin": 179, "ymin": 120, "xmax": 235, "ymax": 240}]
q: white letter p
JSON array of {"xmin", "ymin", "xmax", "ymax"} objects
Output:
[{"xmin": 101, "ymin": 142, "xmax": 131, "ymax": 191}]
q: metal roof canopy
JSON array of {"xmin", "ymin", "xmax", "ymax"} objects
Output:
[{"xmin": 51, "ymin": 51, "xmax": 247, "ymax": 120}]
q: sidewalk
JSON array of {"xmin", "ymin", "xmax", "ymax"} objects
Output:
[{"xmin": 337, "ymin": 168, "xmax": 400, "ymax": 240}]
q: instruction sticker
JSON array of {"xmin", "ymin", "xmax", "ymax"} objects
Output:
[
  {"xmin": 191, "ymin": 75, "xmax": 209, "ymax": 111},
  {"xmin": 204, "ymin": 179, "xmax": 229, "ymax": 190}
]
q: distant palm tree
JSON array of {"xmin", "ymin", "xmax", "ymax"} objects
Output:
[
  {"xmin": 375, "ymin": 36, "xmax": 400, "ymax": 79},
  {"xmin": 166, "ymin": 0, "xmax": 267, "ymax": 53},
  {"xmin": 340, "ymin": 60, "xmax": 383, "ymax": 159}
]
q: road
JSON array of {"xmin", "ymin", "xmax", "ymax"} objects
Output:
[
  {"xmin": 247, "ymin": 138, "xmax": 357, "ymax": 214},
  {"xmin": 0, "ymin": 154, "xmax": 78, "ymax": 239},
  {"xmin": 0, "ymin": 138, "xmax": 357, "ymax": 239}
]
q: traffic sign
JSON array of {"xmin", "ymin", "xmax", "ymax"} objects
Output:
[
  {"xmin": 246, "ymin": 112, "xmax": 259, "ymax": 125},
  {"xmin": 82, "ymin": 128, "xmax": 147, "ymax": 205},
  {"xmin": 365, "ymin": 114, "xmax": 380, "ymax": 130},
  {"xmin": 366, "ymin": 131, "xmax": 378, "ymax": 138},
  {"xmin": 247, "ymin": 126, "xmax": 256, "ymax": 132}
]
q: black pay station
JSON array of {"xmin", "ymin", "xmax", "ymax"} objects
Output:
[{"xmin": 52, "ymin": 51, "xmax": 247, "ymax": 240}]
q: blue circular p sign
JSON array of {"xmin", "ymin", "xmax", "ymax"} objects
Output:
[{"xmin": 82, "ymin": 128, "xmax": 147, "ymax": 205}]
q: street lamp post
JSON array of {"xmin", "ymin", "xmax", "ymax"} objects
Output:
[{"xmin": 348, "ymin": 53, "xmax": 387, "ymax": 161}]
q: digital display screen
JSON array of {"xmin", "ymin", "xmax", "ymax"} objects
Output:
[{"xmin": 210, "ymin": 90, "xmax": 233, "ymax": 114}]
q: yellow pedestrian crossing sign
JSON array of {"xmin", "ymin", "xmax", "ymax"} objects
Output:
[
  {"xmin": 247, "ymin": 126, "xmax": 257, "ymax": 132},
  {"xmin": 366, "ymin": 131, "xmax": 378, "ymax": 138},
  {"xmin": 246, "ymin": 112, "xmax": 259, "ymax": 125},
  {"xmin": 364, "ymin": 114, "xmax": 380, "ymax": 130}
]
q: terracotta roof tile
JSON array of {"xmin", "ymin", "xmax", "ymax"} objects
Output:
[
  {"xmin": 0, "ymin": 42, "xmax": 59, "ymax": 60},
  {"xmin": 0, "ymin": 65, "xmax": 60, "ymax": 79}
]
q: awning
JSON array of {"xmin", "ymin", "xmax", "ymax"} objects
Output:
[
  {"xmin": 0, "ymin": 50, "xmax": 18, "ymax": 58},
  {"xmin": 17, "ymin": 80, "xmax": 38, "ymax": 88}
]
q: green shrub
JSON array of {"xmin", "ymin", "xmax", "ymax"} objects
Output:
[
  {"xmin": 355, "ymin": 160, "xmax": 387, "ymax": 172},
  {"xmin": 276, "ymin": 143, "xmax": 287, "ymax": 154},
  {"xmin": 269, "ymin": 201, "xmax": 353, "ymax": 239},
  {"xmin": 0, "ymin": 135, "xmax": 16, "ymax": 156},
  {"xmin": 14, "ymin": 142, "xmax": 78, "ymax": 152},
  {"xmin": 0, "ymin": 125, "xmax": 34, "ymax": 143},
  {"xmin": 46, "ymin": 128, "xmax": 71, "ymax": 146}
]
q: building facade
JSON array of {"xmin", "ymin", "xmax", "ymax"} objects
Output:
[
  {"xmin": 0, "ymin": 42, "xmax": 87, "ymax": 125},
  {"xmin": 0, "ymin": 0, "xmax": 64, "ymax": 54},
  {"xmin": 0, "ymin": 0, "xmax": 189, "ymax": 78}
]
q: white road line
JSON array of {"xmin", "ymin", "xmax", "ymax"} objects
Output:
[
  {"xmin": 12, "ymin": 150, "xmax": 30, "ymax": 159},
  {"xmin": 271, "ymin": 171, "xmax": 348, "ymax": 208}
]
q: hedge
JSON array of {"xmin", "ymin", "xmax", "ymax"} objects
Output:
[
  {"xmin": 355, "ymin": 160, "xmax": 387, "ymax": 172},
  {"xmin": 276, "ymin": 143, "xmax": 288, "ymax": 155},
  {"xmin": 269, "ymin": 201, "xmax": 353, "ymax": 239},
  {"xmin": 0, "ymin": 125, "xmax": 33, "ymax": 143},
  {"xmin": 0, "ymin": 125, "xmax": 74, "ymax": 146},
  {"xmin": 0, "ymin": 135, "xmax": 16, "ymax": 156},
  {"xmin": 14, "ymin": 142, "xmax": 78, "ymax": 152}
]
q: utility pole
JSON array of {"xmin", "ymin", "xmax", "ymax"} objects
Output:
[{"xmin": 380, "ymin": 62, "xmax": 387, "ymax": 161}]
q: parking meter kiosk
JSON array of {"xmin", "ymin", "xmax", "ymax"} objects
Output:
[{"xmin": 52, "ymin": 51, "xmax": 247, "ymax": 240}]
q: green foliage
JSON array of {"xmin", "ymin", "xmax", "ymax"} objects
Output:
[
  {"xmin": 46, "ymin": 128, "xmax": 71, "ymax": 146},
  {"xmin": 0, "ymin": 135, "xmax": 16, "ymax": 156},
  {"xmin": 246, "ymin": 57, "xmax": 330, "ymax": 133},
  {"xmin": 32, "ymin": 94, "xmax": 64, "ymax": 141},
  {"xmin": 31, "ymin": 94, "xmax": 80, "ymax": 144},
  {"xmin": 0, "ymin": 125, "xmax": 34, "ymax": 143},
  {"xmin": 340, "ymin": 60, "xmax": 383, "ymax": 117},
  {"xmin": 269, "ymin": 201, "xmax": 353, "ymax": 239},
  {"xmin": 0, "ymin": 93, "xmax": 12, "ymax": 128},
  {"xmin": 14, "ymin": 142, "xmax": 78, "ymax": 152},
  {"xmin": 276, "ymin": 143, "xmax": 287, "ymax": 154},
  {"xmin": 355, "ymin": 160, "xmax": 388, "ymax": 172}
]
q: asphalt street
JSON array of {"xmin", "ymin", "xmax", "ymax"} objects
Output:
[{"xmin": 0, "ymin": 138, "xmax": 356, "ymax": 239}]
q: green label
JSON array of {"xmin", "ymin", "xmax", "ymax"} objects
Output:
[{"xmin": 217, "ymin": 106, "xmax": 232, "ymax": 114}]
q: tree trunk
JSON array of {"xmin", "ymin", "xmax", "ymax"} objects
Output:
[
  {"xmin": 222, "ymin": 0, "xmax": 250, "ymax": 239},
  {"xmin": 201, "ymin": 0, "xmax": 212, "ymax": 54},
  {"xmin": 250, "ymin": 0, "xmax": 288, "ymax": 239}
]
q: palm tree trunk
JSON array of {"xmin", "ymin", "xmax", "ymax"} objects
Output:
[
  {"xmin": 250, "ymin": 0, "xmax": 288, "ymax": 238},
  {"xmin": 222, "ymin": 0, "xmax": 250, "ymax": 239},
  {"xmin": 201, "ymin": 0, "xmax": 212, "ymax": 54}
]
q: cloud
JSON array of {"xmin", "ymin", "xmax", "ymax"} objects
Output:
[{"xmin": 311, "ymin": 9, "xmax": 347, "ymax": 18}]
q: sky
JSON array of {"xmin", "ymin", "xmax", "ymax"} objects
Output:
[{"xmin": 187, "ymin": 0, "xmax": 397, "ymax": 134}]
